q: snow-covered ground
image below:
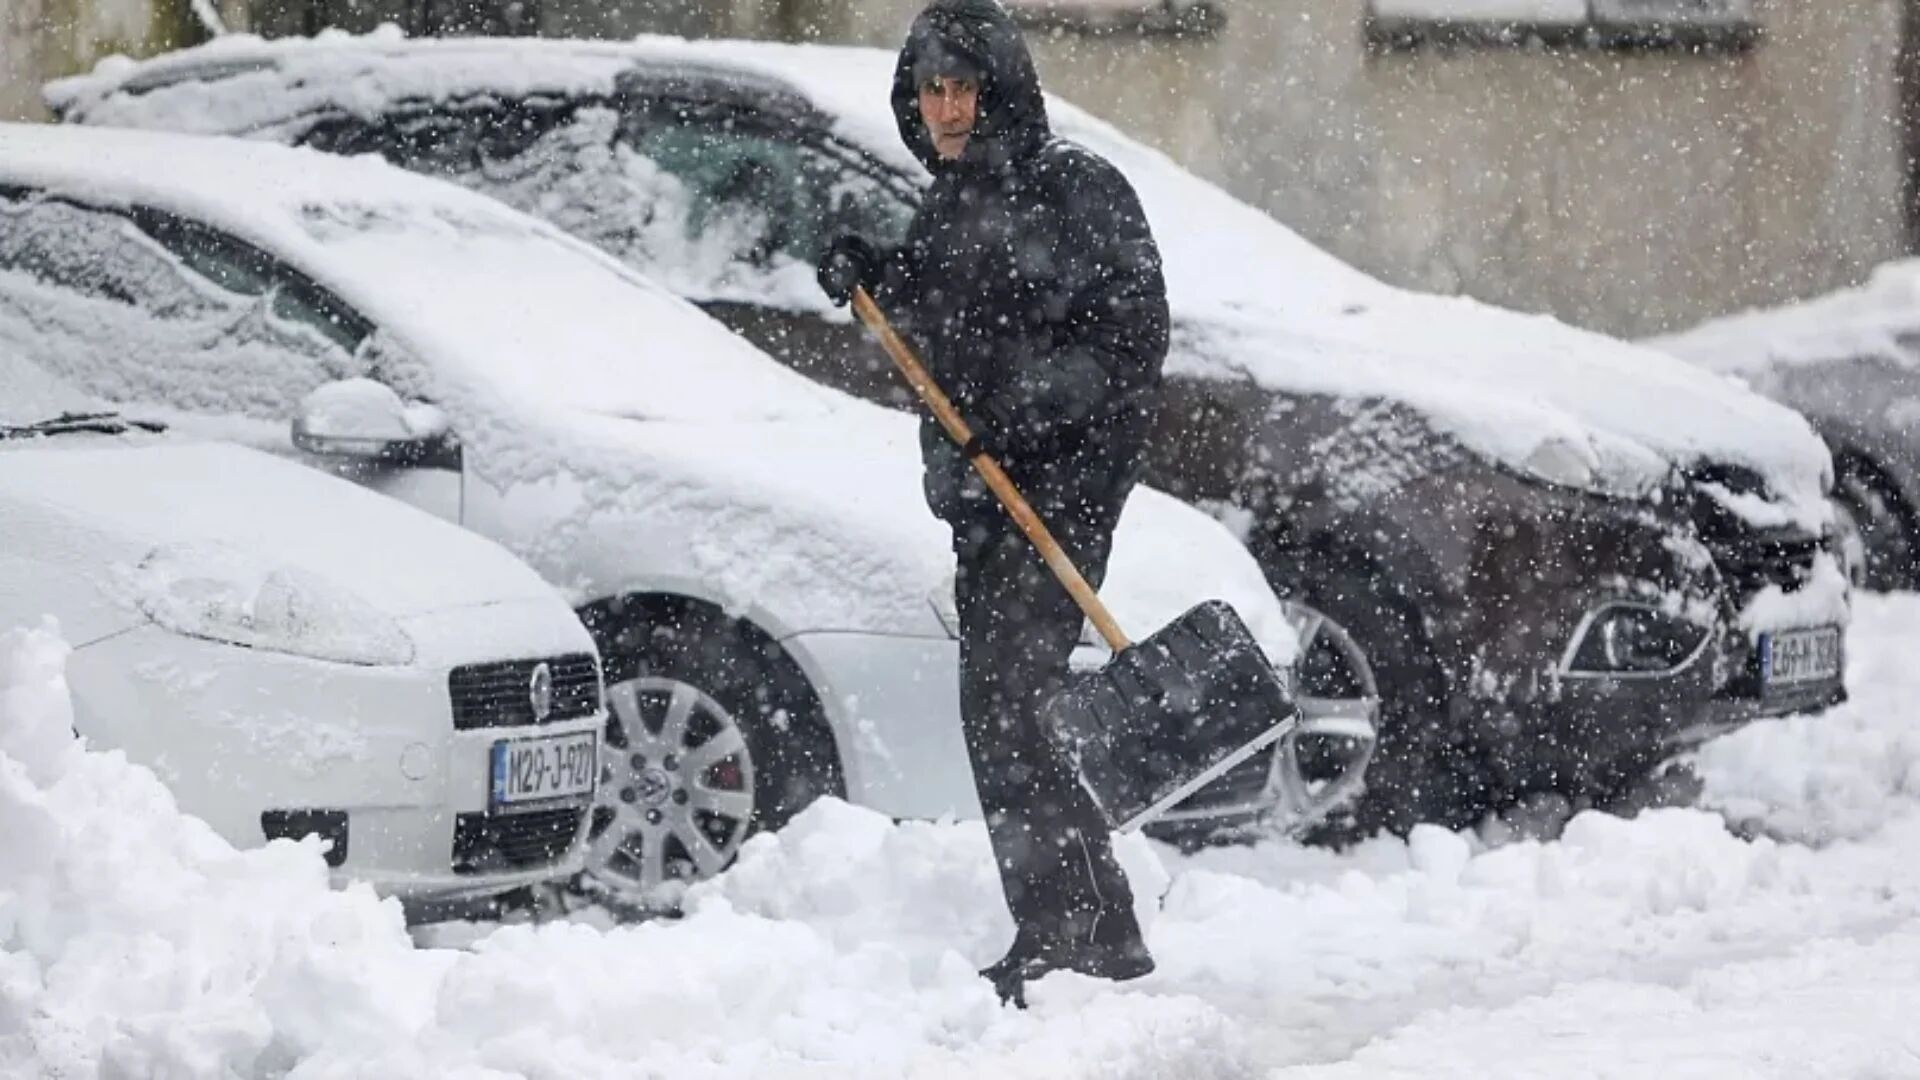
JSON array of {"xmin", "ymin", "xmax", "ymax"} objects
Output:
[{"xmin": 5, "ymin": 598, "xmax": 1920, "ymax": 1077}]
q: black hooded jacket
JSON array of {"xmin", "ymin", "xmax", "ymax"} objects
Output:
[{"xmin": 873, "ymin": 0, "xmax": 1171, "ymax": 528}]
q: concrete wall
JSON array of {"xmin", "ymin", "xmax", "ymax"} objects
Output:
[
  {"xmin": 0, "ymin": 0, "xmax": 240, "ymax": 121},
  {"xmin": 774, "ymin": 0, "xmax": 1910, "ymax": 338}
]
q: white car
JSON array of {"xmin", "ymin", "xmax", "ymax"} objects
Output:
[
  {"xmin": 0, "ymin": 353, "xmax": 604, "ymax": 914},
  {"xmin": 0, "ymin": 122, "xmax": 1325, "ymax": 903}
]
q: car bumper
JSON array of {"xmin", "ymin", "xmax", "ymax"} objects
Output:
[
  {"xmin": 66, "ymin": 625, "xmax": 597, "ymax": 906},
  {"xmin": 1473, "ymin": 624, "xmax": 1847, "ymax": 792}
]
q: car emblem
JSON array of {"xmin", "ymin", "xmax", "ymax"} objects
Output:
[
  {"xmin": 636, "ymin": 768, "xmax": 672, "ymax": 807},
  {"xmin": 529, "ymin": 662, "xmax": 554, "ymax": 721}
]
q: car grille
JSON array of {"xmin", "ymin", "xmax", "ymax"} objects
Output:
[
  {"xmin": 1711, "ymin": 535, "xmax": 1820, "ymax": 599},
  {"xmin": 448, "ymin": 653, "xmax": 600, "ymax": 731},
  {"xmin": 1684, "ymin": 463, "xmax": 1823, "ymax": 600},
  {"xmin": 452, "ymin": 807, "xmax": 584, "ymax": 875}
]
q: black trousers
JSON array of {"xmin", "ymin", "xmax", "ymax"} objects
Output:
[{"xmin": 951, "ymin": 505, "xmax": 1142, "ymax": 952}]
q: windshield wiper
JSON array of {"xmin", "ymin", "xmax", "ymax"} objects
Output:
[{"xmin": 0, "ymin": 411, "xmax": 169, "ymax": 440}]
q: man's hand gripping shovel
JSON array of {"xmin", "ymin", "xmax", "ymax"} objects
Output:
[{"xmin": 851, "ymin": 287, "xmax": 1308, "ymax": 831}]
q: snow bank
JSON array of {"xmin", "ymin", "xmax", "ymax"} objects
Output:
[
  {"xmin": 0, "ymin": 626, "xmax": 1238, "ymax": 1078},
  {"xmin": 9, "ymin": 597, "xmax": 1920, "ymax": 1075},
  {"xmin": 689, "ymin": 797, "xmax": 1169, "ymax": 966},
  {"xmin": 0, "ymin": 624, "xmax": 442, "ymax": 1077},
  {"xmin": 1697, "ymin": 593, "xmax": 1920, "ymax": 844}
]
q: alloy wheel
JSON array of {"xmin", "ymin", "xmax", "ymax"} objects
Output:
[
  {"xmin": 1274, "ymin": 600, "xmax": 1381, "ymax": 825},
  {"xmin": 586, "ymin": 676, "xmax": 757, "ymax": 903}
]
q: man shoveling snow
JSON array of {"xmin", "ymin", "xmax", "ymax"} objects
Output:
[{"xmin": 817, "ymin": 0, "xmax": 1172, "ymax": 1006}]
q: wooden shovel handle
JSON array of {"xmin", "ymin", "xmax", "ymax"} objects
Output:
[{"xmin": 852, "ymin": 287, "xmax": 1133, "ymax": 652}]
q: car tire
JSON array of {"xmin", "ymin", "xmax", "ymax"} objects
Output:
[
  {"xmin": 1832, "ymin": 456, "xmax": 1917, "ymax": 591},
  {"xmin": 576, "ymin": 598, "xmax": 844, "ymax": 909},
  {"xmin": 1270, "ymin": 553, "xmax": 1489, "ymax": 839}
]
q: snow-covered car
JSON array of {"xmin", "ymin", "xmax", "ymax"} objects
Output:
[
  {"xmin": 1645, "ymin": 262, "xmax": 1920, "ymax": 593},
  {"xmin": 0, "ymin": 352, "xmax": 604, "ymax": 914},
  {"xmin": 46, "ymin": 31, "xmax": 1855, "ymax": 833},
  {"xmin": 0, "ymin": 121, "xmax": 1326, "ymax": 903}
]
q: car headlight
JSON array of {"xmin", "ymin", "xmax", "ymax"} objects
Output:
[
  {"xmin": 126, "ymin": 542, "xmax": 415, "ymax": 666},
  {"xmin": 1564, "ymin": 603, "xmax": 1710, "ymax": 675}
]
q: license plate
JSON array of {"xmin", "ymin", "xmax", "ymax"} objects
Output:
[
  {"xmin": 490, "ymin": 731, "xmax": 597, "ymax": 812},
  {"xmin": 1761, "ymin": 626, "xmax": 1842, "ymax": 687}
]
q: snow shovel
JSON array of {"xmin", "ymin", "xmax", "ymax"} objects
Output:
[{"xmin": 850, "ymin": 288, "xmax": 1301, "ymax": 832}]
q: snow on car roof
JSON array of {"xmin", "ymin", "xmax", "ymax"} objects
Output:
[
  {"xmin": 1649, "ymin": 259, "xmax": 1920, "ymax": 376},
  {"xmin": 0, "ymin": 121, "xmax": 838, "ymax": 428},
  {"xmin": 51, "ymin": 31, "xmax": 1832, "ymax": 512}
]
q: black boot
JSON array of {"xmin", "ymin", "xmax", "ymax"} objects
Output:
[
  {"xmin": 979, "ymin": 911, "xmax": 1155, "ymax": 1008},
  {"xmin": 1060, "ymin": 905, "xmax": 1155, "ymax": 981},
  {"xmin": 979, "ymin": 930, "xmax": 1046, "ymax": 1006}
]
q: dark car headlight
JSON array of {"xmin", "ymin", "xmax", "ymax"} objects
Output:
[{"xmin": 1566, "ymin": 604, "xmax": 1711, "ymax": 675}]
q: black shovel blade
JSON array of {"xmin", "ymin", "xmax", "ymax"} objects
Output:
[{"xmin": 1043, "ymin": 599, "xmax": 1301, "ymax": 832}]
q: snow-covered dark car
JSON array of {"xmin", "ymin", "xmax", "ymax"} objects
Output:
[
  {"xmin": 50, "ymin": 31, "xmax": 1853, "ymax": 834},
  {"xmin": 1647, "ymin": 262, "xmax": 1920, "ymax": 594}
]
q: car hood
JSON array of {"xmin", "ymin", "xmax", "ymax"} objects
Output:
[
  {"xmin": 485, "ymin": 395, "xmax": 1296, "ymax": 662},
  {"xmin": 0, "ymin": 439, "xmax": 561, "ymax": 620}
]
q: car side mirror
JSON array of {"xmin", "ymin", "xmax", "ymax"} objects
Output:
[{"xmin": 292, "ymin": 378, "xmax": 456, "ymax": 467}]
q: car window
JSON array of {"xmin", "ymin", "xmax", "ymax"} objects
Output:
[
  {"xmin": 624, "ymin": 102, "xmax": 915, "ymax": 267},
  {"xmin": 296, "ymin": 96, "xmax": 914, "ymax": 310},
  {"xmin": 130, "ymin": 208, "xmax": 373, "ymax": 356},
  {"xmin": 302, "ymin": 100, "xmax": 573, "ymax": 178},
  {"xmin": 0, "ymin": 189, "xmax": 370, "ymax": 420},
  {"xmin": 0, "ymin": 188, "xmax": 227, "ymax": 316}
]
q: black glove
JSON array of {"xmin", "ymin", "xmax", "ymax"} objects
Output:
[
  {"xmin": 817, "ymin": 235, "xmax": 881, "ymax": 307},
  {"xmin": 961, "ymin": 394, "xmax": 1022, "ymax": 460}
]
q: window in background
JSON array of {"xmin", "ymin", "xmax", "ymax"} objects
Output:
[
  {"xmin": 1365, "ymin": 0, "xmax": 1759, "ymax": 51},
  {"xmin": 1002, "ymin": 0, "xmax": 1226, "ymax": 37}
]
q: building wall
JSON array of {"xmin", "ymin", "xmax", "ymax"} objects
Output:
[
  {"xmin": 8, "ymin": 0, "xmax": 1903, "ymax": 336},
  {"xmin": 738, "ymin": 0, "xmax": 1911, "ymax": 338},
  {"xmin": 0, "ymin": 0, "xmax": 236, "ymax": 122}
]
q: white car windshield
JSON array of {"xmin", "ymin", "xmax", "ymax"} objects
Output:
[
  {"xmin": 294, "ymin": 200, "xmax": 839, "ymax": 423},
  {"xmin": 0, "ymin": 354, "xmax": 163, "ymax": 437}
]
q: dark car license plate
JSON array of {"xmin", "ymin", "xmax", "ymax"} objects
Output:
[{"xmin": 1761, "ymin": 626, "xmax": 1842, "ymax": 688}]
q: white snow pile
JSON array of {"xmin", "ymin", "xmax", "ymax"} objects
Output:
[
  {"xmin": 0, "ymin": 622, "xmax": 1214, "ymax": 1079},
  {"xmin": 10, "ymin": 596, "xmax": 1920, "ymax": 1077},
  {"xmin": 121, "ymin": 540, "xmax": 417, "ymax": 667},
  {"xmin": 1695, "ymin": 593, "xmax": 1920, "ymax": 845}
]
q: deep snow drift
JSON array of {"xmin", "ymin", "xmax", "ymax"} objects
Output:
[{"xmin": 5, "ymin": 599, "xmax": 1920, "ymax": 1077}]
